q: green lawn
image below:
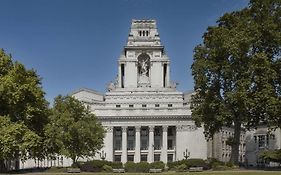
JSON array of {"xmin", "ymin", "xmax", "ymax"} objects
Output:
[{"xmin": 23, "ymin": 171, "xmax": 281, "ymax": 175}]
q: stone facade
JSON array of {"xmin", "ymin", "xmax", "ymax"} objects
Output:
[{"xmin": 72, "ymin": 19, "xmax": 208, "ymax": 163}]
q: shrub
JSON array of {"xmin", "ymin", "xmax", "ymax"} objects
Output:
[
  {"xmin": 149, "ymin": 161, "xmax": 165, "ymax": 170},
  {"xmin": 124, "ymin": 161, "xmax": 150, "ymax": 173},
  {"xmin": 212, "ymin": 165, "xmax": 232, "ymax": 171},
  {"xmin": 79, "ymin": 160, "xmax": 123, "ymax": 172},
  {"xmin": 175, "ymin": 164, "xmax": 187, "ymax": 172},
  {"xmin": 45, "ymin": 167, "xmax": 68, "ymax": 173},
  {"xmin": 167, "ymin": 160, "xmax": 187, "ymax": 170},
  {"xmin": 102, "ymin": 165, "xmax": 113, "ymax": 172},
  {"xmin": 226, "ymin": 161, "xmax": 235, "ymax": 167},
  {"xmin": 206, "ymin": 158, "xmax": 224, "ymax": 169},
  {"xmin": 167, "ymin": 159, "xmax": 209, "ymax": 170},
  {"xmin": 186, "ymin": 159, "xmax": 210, "ymax": 170}
]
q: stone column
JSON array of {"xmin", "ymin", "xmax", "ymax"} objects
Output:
[
  {"xmin": 105, "ymin": 126, "xmax": 114, "ymax": 161},
  {"xmin": 161, "ymin": 126, "xmax": 168, "ymax": 163},
  {"xmin": 176, "ymin": 125, "xmax": 183, "ymax": 161},
  {"xmin": 134, "ymin": 126, "xmax": 141, "ymax": 163},
  {"xmin": 148, "ymin": 126, "xmax": 154, "ymax": 163},
  {"xmin": 121, "ymin": 126, "xmax": 127, "ymax": 163}
]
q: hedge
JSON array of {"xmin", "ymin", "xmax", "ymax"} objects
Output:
[
  {"xmin": 167, "ymin": 159, "xmax": 210, "ymax": 170},
  {"xmin": 124, "ymin": 161, "xmax": 150, "ymax": 173},
  {"xmin": 79, "ymin": 160, "xmax": 123, "ymax": 172}
]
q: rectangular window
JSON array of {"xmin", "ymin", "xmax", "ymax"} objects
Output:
[
  {"xmin": 168, "ymin": 139, "xmax": 173, "ymax": 150},
  {"xmin": 167, "ymin": 154, "xmax": 173, "ymax": 162},
  {"xmin": 141, "ymin": 155, "xmax": 147, "ymax": 162},
  {"xmin": 121, "ymin": 64, "xmax": 125, "ymax": 88},
  {"xmin": 154, "ymin": 154, "xmax": 161, "ymax": 162},
  {"xmin": 116, "ymin": 104, "xmax": 121, "ymax": 108},
  {"xmin": 129, "ymin": 104, "xmax": 134, "ymax": 108},
  {"xmin": 114, "ymin": 155, "xmax": 121, "ymax": 162},
  {"xmin": 142, "ymin": 104, "xmax": 147, "ymax": 107},
  {"xmin": 168, "ymin": 104, "xmax": 173, "ymax": 107},
  {"xmin": 168, "ymin": 127, "xmax": 173, "ymax": 136},
  {"xmin": 127, "ymin": 155, "xmax": 134, "ymax": 162},
  {"xmin": 163, "ymin": 64, "xmax": 167, "ymax": 87},
  {"xmin": 258, "ymin": 135, "xmax": 266, "ymax": 148},
  {"xmin": 155, "ymin": 104, "xmax": 160, "ymax": 107}
]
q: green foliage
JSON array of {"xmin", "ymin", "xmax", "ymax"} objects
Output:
[
  {"xmin": 167, "ymin": 159, "xmax": 209, "ymax": 170},
  {"xmin": 124, "ymin": 161, "xmax": 150, "ymax": 173},
  {"xmin": 0, "ymin": 49, "xmax": 50, "ymax": 135},
  {"xmin": 79, "ymin": 160, "xmax": 122, "ymax": 172},
  {"xmin": 206, "ymin": 158, "xmax": 224, "ymax": 169},
  {"xmin": 102, "ymin": 165, "xmax": 113, "ymax": 172},
  {"xmin": 45, "ymin": 167, "xmax": 68, "ymax": 173},
  {"xmin": 149, "ymin": 161, "xmax": 165, "ymax": 170},
  {"xmin": 191, "ymin": 0, "xmax": 281, "ymax": 164},
  {"xmin": 44, "ymin": 95, "xmax": 105, "ymax": 165},
  {"xmin": 0, "ymin": 116, "xmax": 41, "ymax": 162},
  {"xmin": 0, "ymin": 49, "xmax": 49, "ymax": 171},
  {"xmin": 212, "ymin": 165, "xmax": 232, "ymax": 171},
  {"xmin": 260, "ymin": 149, "xmax": 281, "ymax": 163},
  {"xmin": 175, "ymin": 164, "xmax": 187, "ymax": 172}
]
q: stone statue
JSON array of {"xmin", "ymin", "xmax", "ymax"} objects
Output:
[{"xmin": 140, "ymin": 58, "xmax": 148, "ymax": 76}]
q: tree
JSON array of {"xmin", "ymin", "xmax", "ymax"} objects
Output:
[
  {"xmin": 260, "ymin": 149, "xmax": 281, "ymax": 163},
  {"xmin": 191, "ymin": 0, "xmax": 281, "ymax": 164},
  {"xmin": 0, "ymin": 49, "xmax": 50, "ymax": 170},
  {"xmin": 45, "ymin": 95, "xmax": 105, "ymax": 166},
  {"xmin": 0, "ymin": 116, "xmax": 41, "ymax": 172},
  {"xmin": 0, "ymin": 49, "xmax": 49, "ymax": 135}
]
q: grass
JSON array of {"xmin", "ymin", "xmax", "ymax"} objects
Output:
[{"xmin": 22, "ymin": 171, "xmax": 281, "ymax": 175}]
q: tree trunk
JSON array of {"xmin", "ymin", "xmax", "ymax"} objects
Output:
[
  {"xmin": 71, "ymin": 156, "xmax": 77, "ymax": 167},
  {"xmin": 0, "ymin": 159, "xmax": 6, "ymax": 173},
  {"xmin": 231, "ymin": 120, "xmax": 241, "ymax": 165}
]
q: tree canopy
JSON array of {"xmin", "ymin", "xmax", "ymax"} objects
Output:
[
  {"xmin": 0, "ymin": 49, "xmax": 49, "ymax": 171},
  {"xmin": 44, "ymin": 95, "xmax": 105, "ymax": 165},
  {"xmin": 191, "ymin": 0, "xmax": 281, "ymax": 164},
  {"xmin": 0, "ymin": 49, "xmax": 49, "ymax": 135}
]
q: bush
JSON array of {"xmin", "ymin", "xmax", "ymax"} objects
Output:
[
  {"xmin": 186, "ymin": 159, "xmax": 210, "ymax": 170},
  {"xmin": 102, "ymin": 165, "xmax": 113, "ymax": 172},
  {"xmin": 124, "ymin": 161, "xmax": 150, "ymax": 173},
  {"xmin": 45, "ymin": 167, "xmax": 68, "ymax": 173},
  {"xmin": 149, "ymin": 161, "xmax": 165, "ymax": 170},
  {"xmin": 167, "ymin": 159, "xmax": 209, "ymax": 170},
  {"xmin": 79, "ymin": 160, "xmax": 123, "ymax": 172},
  {"xmin": 206, "ymin": 158, "xmax": 224, "ymax": 169},
  {"xmin": 167, "ymin": 160, "xmax": 187, "ymax": 170},
  {"xmin": 212, "ymin": 165, "xmax": 232, "ymax": 171},
  {"xmin": 175, "ymin": 164, "xmax": 187, "ymax": 172},
  {"xmin": 226, "ymin": 161, "xmax": 235, "ymax": 167}
]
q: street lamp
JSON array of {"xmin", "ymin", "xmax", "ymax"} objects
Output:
[
  {"xmin": 183, "ymin": 148, "xmax": 190, "ymax": 160},
  {"xmin": 100, "ymin": 150, "xmax": 106, "ymax": 160}
]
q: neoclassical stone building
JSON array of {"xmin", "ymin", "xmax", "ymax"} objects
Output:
[
  {"xmin": 16, "ymin": 19, "xmax": 281, "ymax": 169},
  {"xmin": 72, "ymin": 19, "xmax": 207, "ymax": 164}
]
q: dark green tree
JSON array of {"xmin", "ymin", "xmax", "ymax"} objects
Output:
[
  {"xmin": 191, "ymin": 0, "xmax": 281, "ymax": 164},
  {"xmin": 0, "ymin": 49, "xmax": 49, "ymax": 135},
  {"xmin": 0, "ymin": 116, "xmax": 41, "ymax": 172},
  {"xmin": 45, "ymin": 95, "xmax": 105, "ymax": 166},
  {"xmin": 0, "ymin": 49, "xmax": 50, "ymax": 171}
]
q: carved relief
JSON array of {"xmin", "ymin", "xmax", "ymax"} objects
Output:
[{"xmin": 176, "ymin": 125, "xmax": 197, "ymax": 132}]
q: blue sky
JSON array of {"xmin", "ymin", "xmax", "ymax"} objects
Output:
[{"xmin": 0, "ymin": 0, "xmax": 249, "ymax": 103}]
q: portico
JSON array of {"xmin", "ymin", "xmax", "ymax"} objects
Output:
[{"xmin": 108, "ymin": 125, "xmax": 175, "ymax": 163}]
